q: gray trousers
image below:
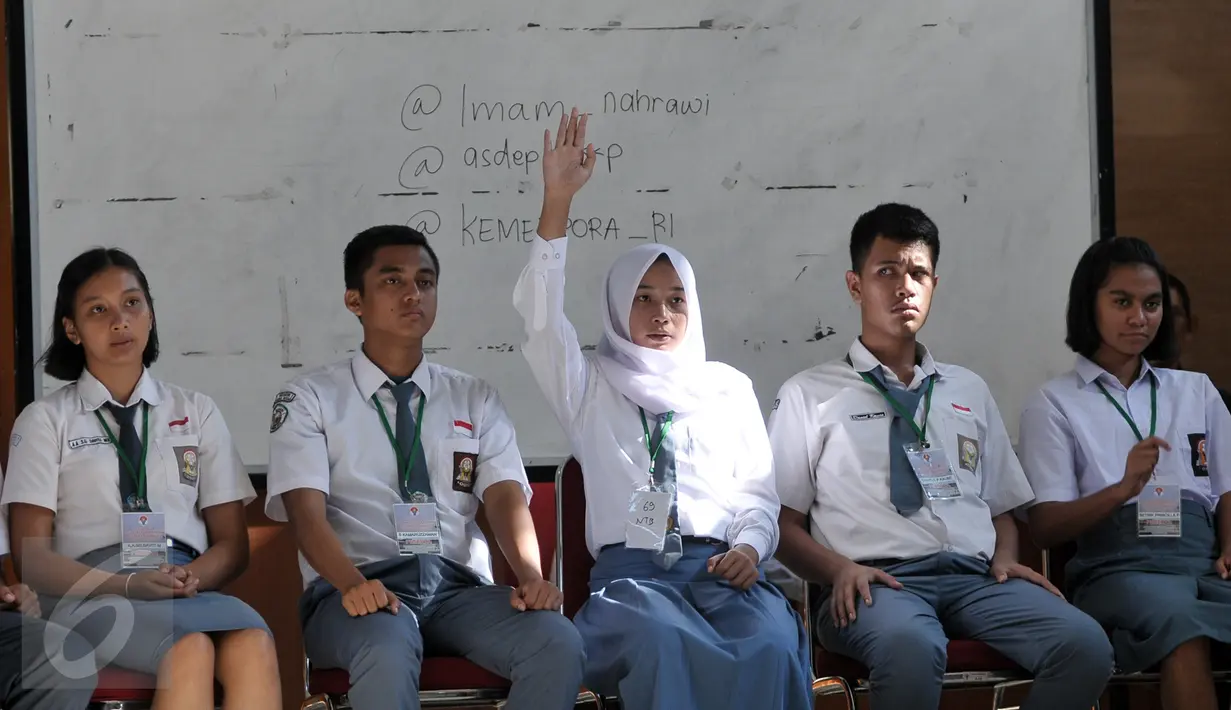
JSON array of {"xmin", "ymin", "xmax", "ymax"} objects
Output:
[
  {"xmin": 817, "ymin": 552, "xmax": 1113, "ymax": 710},
  {"xmin": 0, "ymin": 610, "xmax": 96, "ymax": 710},
  {"xmin": 300, "ymin": 555, "xmax": 585, "ymax": 710}
]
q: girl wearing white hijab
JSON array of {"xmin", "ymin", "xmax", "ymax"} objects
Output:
[{"xmin": 514, "ymin": 109, "xmax": 811, "ymax": 710}]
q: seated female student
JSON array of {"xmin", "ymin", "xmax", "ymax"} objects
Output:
[
  {"xmin": 2, "ymin": 248, "xmax": 281, "ymax": 710},
  {"xmin": 513, "ymin": 108, "xmax": 811, "ymax": 710},
  {"xmin": 1018, "ymin": 236, "xmax": 1231, "ymax": 710}
]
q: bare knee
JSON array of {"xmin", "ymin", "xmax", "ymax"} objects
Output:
[
  {"xmin": 218, "ymin": 628, "xmax": 276, "ymax": 660},
  {"xmin": 167, "ymin": 632, "xmax": 216, "ymax": 664},
  {"xmin": 159, "ymin": 632, "xmax": 216, "ymax": 683}
]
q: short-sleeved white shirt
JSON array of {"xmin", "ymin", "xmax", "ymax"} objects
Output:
[
  {"xmin": 768, "ymin": 339, "xmax": 1035, "ymax": 563},
  {"xmin": 265, "ymin": 352, "xmax": 531, "ymax": 588},
  {"xmin": 1019, "ymin": 356, "xmax": 1230, "ymax": 508},
  {"xmin": 2, "ymin": 369, "xmax": 256, "ymax": 562}
]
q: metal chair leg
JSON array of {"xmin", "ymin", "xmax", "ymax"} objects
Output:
[
  {"xmin": 300, "ymin": 694, "xmax": 334, "ymax": 710},
  {"xmin": 812, "ymin": 675, "xmax": 856, "ymax": 710},
  {"xmin": 990, "ymin": 678, "xmax": 1033, "ymax": 710}
]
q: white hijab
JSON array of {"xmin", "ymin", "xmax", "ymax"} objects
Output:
[{"xmin": 596, "ymin": 244, "xmax": 745, "ymax": 415}]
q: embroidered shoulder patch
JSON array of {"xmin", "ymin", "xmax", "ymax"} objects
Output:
[{"xmin": 270, "ymin": 403, "xmax": 289, "ymax": 433}]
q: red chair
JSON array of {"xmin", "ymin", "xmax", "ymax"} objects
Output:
[
  {"xmin": 300, "ymin": 481, "xmax": 600, "ymax": 709},
  {"xmin": 88, "ymin": 667, "xmax": 157, "ymax": 709},
  {"xmin": 87, "ymin": 667, "xmax": 225, "ymax": 709},
  {"xmin": 554, "ymin": 457, "xmax": 855, "ymax": 708}
]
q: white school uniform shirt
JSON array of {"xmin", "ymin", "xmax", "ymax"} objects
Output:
[
  {"xmin": 513, "ymin": 236, "xmax": 780, "ymax": 561},
  {"xmin": 768, "ymin": 339, "xmax": 1035, "ymax": 563},
  {"xmin": 265, "ymin": 352, "xmax": 531, "ymax": 589},
  {"xmin": 1018, "ymin": 356, "xmax": 1231, "ymax": 508},
  {"xmin": 1, "ymin": 369, "xmax": 256, "ymax": 562}
]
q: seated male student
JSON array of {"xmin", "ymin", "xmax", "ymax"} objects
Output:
[
  {"xmin": 767, "ymin": 203, "xmax": 1114, "ymax": 710},
  {"xmin": 1159, "ymin": 273, "xmax": 1231, "ymax": 412},
  {"xmin": 265, "ymin": 226, "xmax": 585, "ymax": 710}
]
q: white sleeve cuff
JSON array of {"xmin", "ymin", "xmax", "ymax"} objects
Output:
[
  {"xmin": 732, "ymin": 528, "xmax": 775, "ymax": 566},
  {"xmin": 531, "ymin": 234, "xmax": 567, "ymax": 268}
]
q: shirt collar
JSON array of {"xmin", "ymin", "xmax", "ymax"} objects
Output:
[
  {"xmin": 77, "ymin": 368, "xmax": 162, "ymax": 412},
  {"xmin": 847, "ymin": 338, "xmax": 938, "ymax": 387},
  {"xmin": 351, "ymin": 348, "xmax": 433, "ymax": 402},
  {"xmin": 1075, "ymin": 354, "xmax": 1157, "ymax": 389}
]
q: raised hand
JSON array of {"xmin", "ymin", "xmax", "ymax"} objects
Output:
[{"xmin": 542, "ymin": 107, "xmax": 596, "ymax": 202}]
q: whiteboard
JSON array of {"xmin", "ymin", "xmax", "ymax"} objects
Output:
[{"xmin": 27, "ymin": 1, "xmax": 1098, "ymax": 466}]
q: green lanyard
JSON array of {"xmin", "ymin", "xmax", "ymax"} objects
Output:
[
  {"xmin": 639, "ymin": 408, "xmax": 674, "ymax": 481},
  {"xmin": 372, "ymin": 392, "xmax": 427, "ymax": 492},
  {"xmin": 94, "ymin": 403, "xmax": 150, "ymax": 504},
  {"xmin": 859, "ymin": 371, "xmax": 936, "ymax": 447},
  {"xmin": 1095, "ymin": 377, "xmax": 1157, "ymax": 441}
]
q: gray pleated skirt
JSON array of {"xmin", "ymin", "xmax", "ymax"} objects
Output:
[
  {"xmin": 1066, "ymin": 499, "xmax": 1231, "ymax": 672},
  {"xmin": 41, "ymin": 544, "xmax": 270, "ymax": 676}
]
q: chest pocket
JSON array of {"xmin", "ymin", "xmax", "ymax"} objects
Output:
[
  {"xmin": 428, "ymin": 437, "xmax": 480, "ymax": 515},
  {"xmin": 937, "ymin": 405, "xmax": 984, "ymax": 496},
  {"xmin": 155, "ymin": 435, "xmax": 202, "ymax": 505}
]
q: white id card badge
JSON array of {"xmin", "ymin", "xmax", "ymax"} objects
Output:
[
  {"xmin": 394, "ymin": 502, "xmax": 443, "ymax": 555},
  {"xmin": 1138, "ymin": 483, "xmax": 1182, "ymax": 538},
  {"xmin": 625, "ymin": 488, "xmax": 672, "ymax": 551},
  {"xmin": 120, "ymin": 512, "xmax": 168, "ymax": 568},
  {"xmin": 904, "ymin": 444, "xmax": 962, "ymax": 501}
]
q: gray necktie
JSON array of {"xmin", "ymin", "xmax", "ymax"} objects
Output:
[
  {"xmin": 864, "ymin": 368, "xmax": 933, "ymax": 515},
  {"xmin": 649, "ymin": 412, "xmax": 683, "ymax": 570},
  {"xmin": 389, "ymin": 381, "xmax": 432, "ymax": 502}
]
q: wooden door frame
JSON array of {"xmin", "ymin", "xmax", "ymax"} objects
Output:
[
  {"xmin": 1093, "ymin": 0, "xmax": 1116, "ymax": 240},
  {"xmin": 2, "ymin": 0, "xmax": 36, "ymax": 464},
  {"xmin": 1, "ymin": 0, "xmax": 19, "ymax": 463}
]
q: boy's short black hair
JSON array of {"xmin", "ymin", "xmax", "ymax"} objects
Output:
[
  {"xmin": 1064, "ymin": 236, "xmax": 1177, "ymax": 363},
  {"xmin": 849, "ymin": 203, "xmax": 941, "ymax": 272},
  {"xmin": 40, "ymin": 247, "xmax": 159, "ymax": 381},
  {"xmin": 344, "ymin": 225, "xmax": 439, "ymax": 292}
]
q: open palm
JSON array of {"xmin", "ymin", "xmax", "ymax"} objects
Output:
[{"xmin": 542, "ymin": 107, "xmax": 596, "ymax": 199}]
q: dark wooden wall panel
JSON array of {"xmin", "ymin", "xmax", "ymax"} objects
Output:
[{"xmin": 1112, "ymin": 0, "xmax": 1231, "ymax": 388}]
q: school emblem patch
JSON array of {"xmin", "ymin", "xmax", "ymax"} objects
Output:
[
  {"xmin": 175, "ymin": 446, "xmax": 199, "ymax": 486},
  {"xmin": 957, "ymin": 434, "xmax": 979, "ymax": 472},
  {"xmin": 1189, "ymin": 433, "xmax": 1208, "ymax": 477},
  {"xmin": 270, "ymin": 403, "xmax": 289, "ymax": 433},
  {"xmin": 453, "ymin": 451, "xmax": 477, "ymax": 493}
]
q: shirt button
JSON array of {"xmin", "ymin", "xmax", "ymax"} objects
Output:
[
  {"xmin": 541, "ymin": 253, "xmax": 548, "ymax": 260},
  {"xmin": 945, "ymin": 544, "xmax": 955, "ymax": 552},
  {"xmin": 554, "ymin": 253, "xmax": 561, "ymax": 259}
]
